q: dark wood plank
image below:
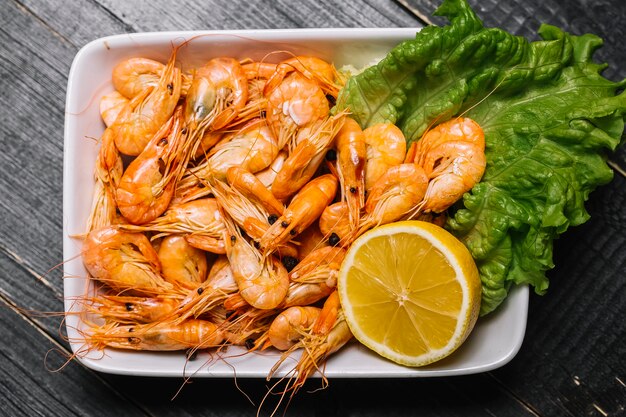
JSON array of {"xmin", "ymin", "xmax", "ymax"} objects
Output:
[
  {"xmin": 93, "ymin": 0, "xmax": 421, "ymax": 31},
  {"xmin": 0, "ymin": 296, "xmax": 151, "ymax": 417}
]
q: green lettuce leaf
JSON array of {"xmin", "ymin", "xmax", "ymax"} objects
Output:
[{"xmin": 336, "ymin": 0, "xmax": 626, "ymax": 315}]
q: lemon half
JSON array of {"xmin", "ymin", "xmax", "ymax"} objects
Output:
[{"xmin": 337, "ymin": 220, "xmax": 481, "ymax": 367}]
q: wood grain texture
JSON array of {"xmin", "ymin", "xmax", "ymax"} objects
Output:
[
  {"xmin": 0, "ymin": 0, "xmax": 624, "ymax": 416},
  {"xmin": 0, "ymin": 296, "xmax": 152, "ymax": 417}
]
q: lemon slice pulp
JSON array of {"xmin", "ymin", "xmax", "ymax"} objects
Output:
[{"xmin": 337, "ymin": 220, "xmax": 481, "ymax": 367}]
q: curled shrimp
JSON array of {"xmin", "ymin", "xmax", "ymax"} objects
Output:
[
  {"xmin": 115, "ymin": 106, "xmax": 192, "ymax": 225},
  {"xmin": 260, "ymin": 174, "xmax": 338, "ymax": 255},
  {"xmin": 357, "ymin": 163, "xmax": 429, "ymax": 236},
  {"xmin": 157, "ymin": 235, "xmax": 208, "ymax": 288},
  {"xmin": 84, "ymin": 319, "xmax": 224, "ymax": 351},
  {"xmin": 84, "ymin": 294, "xmax": 181, "ymax": 324},
  {"xmin": 410, "ymin": 117, "xmax": 486, "ymax": 213},
  {"xmin": 82, "ymin": 226, "xmax": 175, "ymax": 295},
  {"xmin": 271, "ymin": 114, "xmax": 345, "ymax": 201},
  {"xmin": 334, "ymin": 117, "xmax": 366, "ymax": 228},
  {"xmin": 112, "ymin": 57, "xmax": 165, "ymax": 99},
  {"xmin": 223, "ymin": 215, "xmax": 289, "ymax": 310},
  {"xmin": 184, "ymin": 57, "xmax": 248, "ymax": 134},
  {"xmin": 110, "ymin": 49, "xmax": 182, "ymax": 156},
  {"xmin": 363, "ymin": 122, "xmax": 407, "ymax": 193},
  {"xmin": 205, "ymin": 118, "xmax": 279, "ymax": 180},
  {"xmin": 268, "ymin": 306, "xmax": 321, "ymax": 350},
  {"xmin": 177, "ymin": 119, "xmax": 279, "ymax": 197},
  {"xmin": 263, "ymin": 55, "xmax": 341, "ymax": 98},
  {"xmin": 265, "ymin": 72, "xmax": 330, "ymax": 149}
]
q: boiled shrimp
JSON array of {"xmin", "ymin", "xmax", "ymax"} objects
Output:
[
  {"xmin": 260, "ymin": 174, "xmax": 338, "ymax": 255},
  {"xmin": 112, "ymin": 57, "xmax": 165, "ymax": 99},
  {"xmin": 204, "ymin": 118, "xmax": 279, "ymax": 180},
  {"xmin": 266, "ymin": 291, "xmax": 352, "ymax": 394},
  {"xmin": 334, "ymin": 116, "xmax": 366, "ymax": 228},
  {"xmin": 110, "ymin": 49, "xmax": 182, "ymax": 156},
  {"xmin": 356, "ymin": 163, "xmax": 429, "ymax": 238},
  {"xmin": 263, "ymin": 55, "xmax": 341, "ymax": 98},
  {"xmin": 82, "ymin": 226, "xmax": 175, "ymax": 295},
  {"xmin": 227, "ymin": 166, "xmax": 285, "ymax": 216},
  {"xmin": 184, "ymin": 57, "xmax": 248, "ymax": 135},
  {"xmin": 363, "ymin": 122, "xmax": 407, "ymax": 193},
  {"xmin": 318, "ymin": 201, "xmax": 351, "ymax": 246},
  {"xmin": 177, "ymin": 118, "xmax": 279, "ymax": 199},
  {"xmin": 281, "ymin": 247, "xmax": 346, "ymax": 308},
  {"xmin": 267, "ymin": 306, "xmax": 321, "ymax": 350},
  {"xmin": 84, "ymin": 294, "xmax": 181, "ymax": 324},
  {"xmin": 410, "ymin": 117, "xmax": 486, "ymax": 213},
  {"xmin": 84, "ymin": 319, "xmax": 224, "ymax": 351},
  {"xmin": 157, "ymin": 235, "xmax": 208, "ymax": 287},
  {"xmin": 115, "ymin": 106, "xmax": 192, "ymax": 224},
  {"xmin": 270, "ymin": 114, "xmax": 345, "ymax": 201},
  {"xmin": 121, "ymin": 198, "xmax": 226, "ymax": 254},
  {"xmin": 223, "ymin": 214, "xmax": 289, "ymax": 310},
  {"xmin": 211, "ymin": 179, "xmax": 297, "ymax": 259},
  {"xmin": 265, "ymin": 72, "xmax": 330, "ymax": 150},
  {"xmin": 163, "ymin": 256, "xmax": 238, "ymax": 325}
]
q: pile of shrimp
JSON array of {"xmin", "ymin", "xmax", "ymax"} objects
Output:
[{"xmin": 77, "ymin": 46, "xmax": 486, "ymax": 400}]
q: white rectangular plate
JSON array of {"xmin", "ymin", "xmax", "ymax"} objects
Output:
[{"xmin": 63, "ymin": 28, "xmax": 528, "ymax": 378}]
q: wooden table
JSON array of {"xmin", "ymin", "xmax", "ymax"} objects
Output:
[{"xmin": 1, "ymin": 0, "xmax": 624, "ymax": 416}]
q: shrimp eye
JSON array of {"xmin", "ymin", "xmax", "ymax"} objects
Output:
[
  {"xmin": 197, "ymin": 287, "xmax": 204, "ymax": 295},
  {"xmin": 325, "ymin": 94, "xmax": 336, "ymax": 106},
  {"xmin": 281, "ymin": 221, "xmax": 289, "ymax": 228},
  {"xmin": 268, "ymin": 214, "xmax": 278, "ymax": 225},
  {"xmin": 158, "ymin": 138, "xmax": 168, "ymax": 146},
  {"xmin": 259, "ymin": 110, "xmax": 267, "ymax": 118},
  {"xmin": 282, "ymin": 256, "xmax": 299, "ymax": 272},
  {"xmin": 329, "ymin": 233, "xmax": 340, "ymax": 246},
  {"xmin": 245, "ymin": 338, "xmax": 256, "ymax": 350},
  {"xmin": 181, "ymin": 127, "xmax": 188, "ymax": 135},
  {"xmin": 349, "ymin": 187, "xmax": 357, "ymax": 194},
  {"xmin": 325, "ymin": 149, "xmax": 337, "ymax": 161},
  {"xmin": 289, "ymin": 229, "xmax": 296, "ymax": 236},
  {"xmin": 125, "ymin": 303, "xmax": 133, "ymax": 311},
  {"xmin": 167, "ymin": 83, "xmax": 174, "ymax": 94},
  {"xmin": 230, "ymin": 235, "xmax": 237, "ymax": 243},
  {"xmin": 128, "ymin": 337, "xmax": 141, "ymax": 345}
]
